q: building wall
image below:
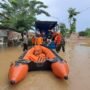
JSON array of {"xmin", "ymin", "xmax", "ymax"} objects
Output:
[
  {"xmin": 0, "ymin": 30, "xmax": 7, "ymax": 37},
  {"xmin": 0, "ymin": 30, "xmax": 8, "ymax": 45},
  {"xmin": 28, "ymin": 32, "xmax": 35, "ymax": 39},
  {"xmin": 0, "ymin": 30, "xmax": 21, "ymax": 45},
  {"xmin": 8, "ymin": 31, "xmax": 21, "ymax": 40}
]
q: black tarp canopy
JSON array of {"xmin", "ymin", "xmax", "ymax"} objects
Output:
[{"xmin": 35, "ymin": 21, "xmax": 57, "ymax": 33}]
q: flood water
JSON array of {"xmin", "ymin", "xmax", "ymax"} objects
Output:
[{"xmin": 0, "ymin": 39, "xmax": 90, "ymax": 90}]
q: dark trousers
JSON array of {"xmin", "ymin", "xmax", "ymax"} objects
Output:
[
  {"xmin": 59, "ymin": 44, "xmax": 65, "ymax": 52},
  {"xmin": 56, "ymin": 44, "xmax": 65, "ymax": 53},
  {"xmin": 23, "ymin": 43, "xmax": 28, "ymax": 51}
]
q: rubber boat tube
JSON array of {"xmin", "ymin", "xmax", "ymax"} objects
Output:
[{"xmin": 8, "ymin": 46, "xmax": 69, "ymax": 85}]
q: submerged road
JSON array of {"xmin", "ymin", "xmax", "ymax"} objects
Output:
[{"xmin": 0, "ymin": 39, "xmax": 90, "ymax": 90}]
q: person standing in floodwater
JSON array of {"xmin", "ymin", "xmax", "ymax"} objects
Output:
[
  {"xmin": 54, "ymin": 33, "xmax": 66, "ymax": 53},
  {"xmin": 59, "ymin": 37, "xmax": 65, "ymax": 52},
  {"xmin": 54, "ymin": 33, "xmax": 62, "ymax": 53},
  {"xmin": 23, "ymin": 35, "xmax": 28, "ymax": 51}
]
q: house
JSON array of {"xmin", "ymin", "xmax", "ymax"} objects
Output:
[
  {"xmin": 0, "ymin": 30, "xmax": 8, "ymax": 45},
  {"xmin": 0, "ymin": 30, "xmax": 21, "ymax": 46}
]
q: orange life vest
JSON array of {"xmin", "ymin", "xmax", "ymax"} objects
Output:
[
  {"xmin": 31, "ymin": 37, "xmax": 36, "ymax": 44},
  {"xmin": 35, "ymin": 37, "xmax": 43, "ymax": 45},
  {"xmin": 54, "ymin": 34, "xmax": 62, "ymax": 45},
  {"xmin": 23, "ymin": 45, "xmax": 55, "ymax": 62}
]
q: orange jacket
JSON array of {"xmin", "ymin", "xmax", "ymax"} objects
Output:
[
  {"xmin": 23, "ymin": 45, "xmax": 56, "ymax": 62},
  {"xmin": 31, "ymin": 37, "xmax": 36, "ymax": 44},
  {"xmin": 35, "ymin": 37, "xmax": 43, "ymax": 45},
  {"xmin": 54, "ymin": 34, "xmax": 62, "ymax": 45}
]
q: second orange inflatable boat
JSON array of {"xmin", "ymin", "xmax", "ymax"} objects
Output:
[{"xmin": 8, "ymin": 45, "xmax": 69, "ymax": 85}]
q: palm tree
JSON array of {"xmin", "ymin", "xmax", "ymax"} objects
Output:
[{"xmin": 68, "ymin": 8, "xmax": 79, "ymax": 34}]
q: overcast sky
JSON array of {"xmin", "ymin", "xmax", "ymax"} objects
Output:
[
  {"xmin": 37, "ymin": 0, "xmax": 90, "ymax": 32},
  {"xmin": 0, "ymin": 0, "xmax": 90, "ymax": 32}
]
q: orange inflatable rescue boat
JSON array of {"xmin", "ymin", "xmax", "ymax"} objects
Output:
[{"xmin": 8, "ymin": 45, "xmax": 69, "ymax": 85}]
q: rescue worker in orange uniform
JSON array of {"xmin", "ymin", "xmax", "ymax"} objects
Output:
[
  {"xmin": 31, "ymin": 36, "xmax": 36, "ymax": 46},
  {"xmin": 35, "ymin": 35, "xmax": 43, "ymax": 45},
  {"xmin": 23, "ymin": 45, "xmax": 56, "ymax": 63},
  {"xmin": 54, "ymin": 33, "xmax": 62, "ymax": 52}
]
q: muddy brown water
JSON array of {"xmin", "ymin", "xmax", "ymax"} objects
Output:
[{"xmin": 0, "ymin": 41, "xmax": 90, "ymax": 90}]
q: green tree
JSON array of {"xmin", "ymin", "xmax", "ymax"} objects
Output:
[
  {"xmin": 59, "ymin": 23, "xmax": 67, "ymax": 37},
  {"xmin": 79, "ymin": 28, "xmax": 90, "ymax": 37},
  {"xmin": 68, "ymin": 8, "xmax": 79, "ymax": 34},
  {"xmin": 0, "ymin": 0, "xmax": 50, "ymax": 33},
  {"xmin": 85, "ymin": 28, "xmax": 90, "ymax": 37},
  {"xmin": 79, "ymin": 31, "xmax": 87, "ymax": 36}
]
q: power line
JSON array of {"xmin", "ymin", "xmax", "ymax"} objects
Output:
[
  {"xmin": 80, "ymin": 6, "xmax": 90, "ymax": 14},
  {"xmin": 50, "ymin": 6, "xmax": 90, "ymax": 23}
]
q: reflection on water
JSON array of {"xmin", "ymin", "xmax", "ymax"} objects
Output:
[{"xmin": 0, "ymin": 42, "xmax": 90, "ymax": 90}]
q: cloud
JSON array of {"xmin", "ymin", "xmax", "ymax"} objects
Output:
[{"xmin": 37, "ymin": 0, "xmax": 90, "ymax": 31}]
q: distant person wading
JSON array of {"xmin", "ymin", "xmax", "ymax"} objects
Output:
[
  {"xmin": 23, "ymin": 35, "xmax": 28, "ymax": 51},
  {"xmin": 59, "ymin": 37, "xmax": 65, "ymax": 52}
]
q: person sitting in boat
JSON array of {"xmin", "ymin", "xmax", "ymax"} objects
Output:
[
  {"xmin": 47, "ymin": 35, "xmax": 52, "ymax": 45},
  {"xmin": 35, "ymin": 34, "xmax": 43, "ymax": 45},
  {"xmin": 23, "ymin": 45, "xmax": 56, "ymax": 63}
]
